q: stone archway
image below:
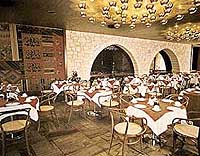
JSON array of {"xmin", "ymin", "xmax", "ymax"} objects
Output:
[
  {"xmin": 89, "ymin": 44, "xmax": 139, "ymax": 77},
  {"xmin": 149, "ymin": 48, "xmax": 180, "ymax": 73}
]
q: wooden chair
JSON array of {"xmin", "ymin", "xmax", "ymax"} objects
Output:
[
  {"xmin": 172, "ymin": 111, "xmax": 200, "ymax": 155},
  {"xmin": 79, "ymin": 80, "xmax": 90, "ymax": 89},
  {"xmin": 108, "ymin": 108, "xmax": 147, "ymax": 156},
  {"xmin": 37, "ymin": 92, "xmax": 58, "ymax": 131},
  {"xmin": 64, "ymin": 91, "xmax": 86, "ymax": 123},
  {"xmin": 98, "ymin": 93, "xmax": 120, "ymax": 109},
  {"xmin": 0, "ymin": 108, "xmax": 31, "ymax": 156},
  {"xmin": 40, "ymin": 83, "xmax": 53, "ymax": 97},
  {"xmin": 165, "ymin": 94, "xmax": 189, "ymax": 108},
  {"xmin": 119, "ymin": 94, "xmax": 137, "ymax": 108}
]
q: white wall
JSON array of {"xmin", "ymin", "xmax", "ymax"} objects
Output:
[{"xmin": 66, "ymin": 30, "xmax": 192, "ymax": 80}]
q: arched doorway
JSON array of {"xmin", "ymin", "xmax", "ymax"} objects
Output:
[
  {"xmin": 150, "ymin": 49, "xmax": 180, "ymax": 74},
  {"xmin": 91, "ymin": 45, "xmax": 134, "ymax": 78}
]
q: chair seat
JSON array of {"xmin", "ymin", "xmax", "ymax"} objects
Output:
[
  {"xmin": 41, "ymin": 90, "xmax": 52, "ymax": 94},
  {"xmin": 40, "ymin": 105, "xmax": 54, "ymax": 111},
  {"xmin": 148, "ymin": 92, "xmax": 162, "ymax": 96},
  {"xmin": 2, "ymin": 120, "xmax": 28, "ymax": 132},
  {"xmin": 67, "ymin": 100, "xmax": 84, "ymax": 106},
  {"xmin": 114, "ymin": 122, "xmax": 143, "ymax": 136},
  {"xmin": 174, "ymin": 124, "xmax": 199, "ymax": 138},
  {"xmin": 101, "ymin": 100, "xmax": 119, "ymax": 107}
]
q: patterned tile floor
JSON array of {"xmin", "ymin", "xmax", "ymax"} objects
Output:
[{"xmin": 1, "ymin": 101, "xmax": 198, "ymax": 156}]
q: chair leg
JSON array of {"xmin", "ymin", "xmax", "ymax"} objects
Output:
[
  {"xmin": 197, "ymin": 136, "xmax": 200, "ymax": 156},
  {"xmin": 81, "ymin": 105, "xmax": 86, "ymax": 118},
  {"xmin": 68, "ymin": 107, "xmax": 73, "ymax": 124},
  {"xmin": 37, "ymin": 118, "xmax": 41, "ymax": 132},
  {"xmin": 2, "ymin": 132, "xmax": 5, "ymax": 156},
  {"xmin": 140, "ymin": 137, "xmax": 143, "ymax": 151},
  {"xmin": 108, "ymin": 132, "xmax": 114, "ymax": 154},
  {"xmin": 122, "ymin": 138, "xmax": 126, "ymax": 156},
  {"xmin": 172, "ymin": 132, "xmax": 177, "ymax": 155},
  {"xmin": 25, "ymin": 129, "xmax": 31, "ymax": 155},
  {"xmin": 52, "ymin": 109, "xmax": 59, "ymax": 125}
]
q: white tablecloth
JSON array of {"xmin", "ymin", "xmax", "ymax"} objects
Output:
[
  {"xmin": 0, "ymin": 97, "xmax": 39, "ymax": 122},
  {"xmin": 51, "ymin": 81, "xmax": 77, "ymax": 95},
  {"xmin": 126, "ymin": 106, "xmax": 187, "ymax": 136},
  {"xmin": 77, "ymin": 90, "xmax": 112, "ymax": 107}
]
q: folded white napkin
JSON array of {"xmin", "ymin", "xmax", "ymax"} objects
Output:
[
  {"xmin": 174, "ymin": 101, "xmax": 182, "ymax": 107},
  {"xmin": 22, "ymin": 93, "xmax": 28, "ymax": 97},
  {"xmin": 153, "ymin": 105, "xmax": 161, "ymax": 111},
  {"xmin": 131, "ymin": 98, "xmax": 137, "ymax": 103},
  {"xmin": 148, "ymin": 98, "xmax": 154, "ymax": 106}
]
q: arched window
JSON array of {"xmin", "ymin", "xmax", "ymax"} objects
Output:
[
  {"xmin": 150, "ymin": 50, "xmax": 173, "ymax": 74},
  {"xmin": 91, "ymin": 45, "xmax": 134, "ymax": 77}
]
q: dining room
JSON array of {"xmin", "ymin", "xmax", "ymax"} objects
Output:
[{"xmin": 0, "ymin": 0, "xmax": 200, "ymax": 156}]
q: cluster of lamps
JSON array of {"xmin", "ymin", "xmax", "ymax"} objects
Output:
[
  {"xmin": 78, "ymin": 0, "xmax": 200, "ymax": 29},
  {"xmin": 163, "ymin": 23, "xmax": 200, "ymax": 41}
]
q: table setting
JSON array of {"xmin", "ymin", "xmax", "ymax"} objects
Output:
[
  {"xmin": 0, "ymin": 94, "xmax": 39, "ymax": 122},
  {"xmin": 126, "ymin": 96, "xmax": 187, "ymax": 136}
]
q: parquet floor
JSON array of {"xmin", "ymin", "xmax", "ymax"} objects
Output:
[{"xmin": 1, "ymin": 100, "xmax": 198, "ymax": 156}]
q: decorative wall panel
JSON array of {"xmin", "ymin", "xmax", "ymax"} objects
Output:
[
  {"xmin": 0, "ymin": 24, "xmax": 12, "ymax": 61},
  {"xmin": 18, "ymin": 26, "xmax": 65, "ymax": 91}
]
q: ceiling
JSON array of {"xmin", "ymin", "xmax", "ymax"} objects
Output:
[{"xmin": 0, "ymin": 0, "xmax": 200, "ymax": 44}]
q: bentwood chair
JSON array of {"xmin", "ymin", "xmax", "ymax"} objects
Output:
[
  {"xmin": 108, "ymin": 108, "xmax": 147, "ymax": 156},
  {"xmin": 40, "ymin": 83, "xmax": 53, "ymax": 97},
  {"xmin": 98, "ymin": 94, "xmax": 120, "ymax": 109},
  {"xmin": 0, "ymin": 108, "xmax": 31, "ymax": 156},
  {"xmin": 119, "ymin": 94, "xmax": 138, "ymax": 109},
  {"xmin": 172, "ymin": 111, "xmax": 200, "ymax": 155},
  {"xmin": 165, "ymin": 94, "xmax": 189, "ymax": 108},
  {"xmin": 64, "ymin": 91, "xmax": 86, "ymax": 123},
  {"xmin": 37, "ymin": 92, "xmax": 58, "ymax": 131},
  {"xmin": 79, "ymin": 80, "xmax": 90, "ymax": 89}
]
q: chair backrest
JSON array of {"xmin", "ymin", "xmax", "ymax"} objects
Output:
[
  {"xmin": 188, "ymin": 111, "xmax": 200, "ymax": 127},
  {"xmin": 0, "ymin": 93, "xmax": 5, "ymax": 99},
  {"xmin": 64, "ymin": 91, "xmax": 86, "ymax": 106},
  {"xmin": 109, "ymin": 108, "xmax": 147, "ymax": 137},
  {"xmin": 98, "ymin": 94, "xmax": 112, "ymax": 105},
  {"xmin": 0, "ymin": 108, "xmax": 31, "ymax": 133},
  {"xmin": 80, "ymin": 80, "xmax": 90, "ymax": 88},
  {"xmin": 40, "ymin": 92, "xmax": 57, "ymax": 107},
  {"xmin": 120, "ymin": 94, "xmax": 137, "ymax": 108},
  {"xmin": 165, "ymin": 94, "xmax": 189, "ymax": 108}
]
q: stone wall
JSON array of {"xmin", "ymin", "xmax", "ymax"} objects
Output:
[{"xmin": 66, "ymin": 30, "xmax": 192, "ymax": 80}]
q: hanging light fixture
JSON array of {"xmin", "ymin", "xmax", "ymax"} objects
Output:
[
  {"xmin": 163, "ymin": 23, "xmax": 200, "ymax": 42},
  {"xmin": 78, "ymin": 0, "xmax": 199, "ymax": 29}
]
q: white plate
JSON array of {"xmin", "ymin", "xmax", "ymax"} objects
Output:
[
  {"xmin": 98, "ymin": 90, "xmax": 105, "ymax": 93},
  {"xmin": 131, "ymin": 99, "xmax": 138, "ymax": 103},
  {"xmin": 25, "ymin": 99, "xmax": 32, "ymax": 102},
  {"xmin": 134, "ymin": 104, "xmax": 147, "ymax": 109},
  {"xmin": 174, "ymin": 101, "xmax": 182, "ymax": 107},
  {"xmin": 152, "ymin": 107, "xmax": 161, "ymax": 112},
  {"xmin": 136, "ymin": 98, "xmax": 146, "ymax": 101},
  {"xmin": 161, "ymin": 99, "xmax": 174, "ymax": 103},
  {"xmin": 195, "ymin": 86, "xmax": 200, "ymax": 90},
  {"xmin": 186, "ymin": 88, "xmax": 195, "ymax": 92},
  {"xmin": 6, "ymin": 102, "xmax": 20, "ymax": 106},
  {"xmin": 28, "ymin": 96, "xmax": 37, "ymax": 100},
  {"xmin": 167, "ymin": 106, "xmax": 180, "ymax": 111},
  {"xmin": 194, "ymin": 91, "xmax": 200, "ymax": 94}
]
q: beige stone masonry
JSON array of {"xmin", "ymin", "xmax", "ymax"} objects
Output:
[{"xmin": 66, "ymin": 30, "xmax": 192, "ymax": 80}]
